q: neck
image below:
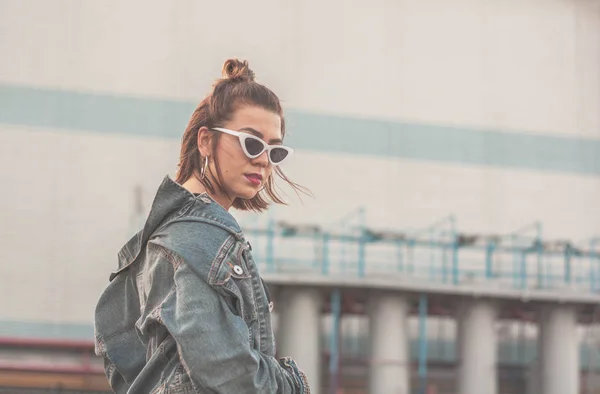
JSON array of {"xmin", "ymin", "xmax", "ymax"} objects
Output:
[{"xmin": 181, "ymin": 175, "xmax": 232, "ymax": 211}]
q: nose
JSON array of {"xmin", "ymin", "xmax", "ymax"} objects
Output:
[{"xmin": 252, "ymin": 150, "xmax": 269, "ymax": 167}]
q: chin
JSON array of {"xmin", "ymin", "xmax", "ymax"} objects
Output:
[{"xmin": 237, "ymin": 188, "xmax": 259, "ymax": 200}]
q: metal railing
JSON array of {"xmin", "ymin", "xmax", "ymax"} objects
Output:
[{"xmin": 239, "ymin": 211, "xmax": 600, "ymax": 294}]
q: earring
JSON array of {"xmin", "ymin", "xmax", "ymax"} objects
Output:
[{"xmin": 200, "ymin": 156, "xmax": 209, "ymax": 179}]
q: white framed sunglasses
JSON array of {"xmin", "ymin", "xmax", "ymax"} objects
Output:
[{"xmin": 212, "ymin": 127, "xmax": 293, "ymax": 165}]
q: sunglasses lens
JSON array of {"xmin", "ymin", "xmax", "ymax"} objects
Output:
[
  {"xmin": 270, "ymin": 148, "xmax": 289, "ymax": 164},
  {"xmin": 244, "ymin": 138, "xmax": 264, "ymax": 156}
]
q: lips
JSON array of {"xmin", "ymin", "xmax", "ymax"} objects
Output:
[{"xmin": 245, "ymin": 173, "xmax": 263, "ymax": 186}]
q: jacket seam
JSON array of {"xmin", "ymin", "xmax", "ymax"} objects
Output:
[
  {"xmin": 207, "ymin": 236, "xmax": 237, "ymax": 284},
  {"xmin": 150, "ymin": 242, "xmax": 185, "ymax": 271}
]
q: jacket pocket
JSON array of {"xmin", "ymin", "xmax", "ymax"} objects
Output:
[{"xmin": 208, "ymin": 240, "xmax": 257, "ymax": 324}]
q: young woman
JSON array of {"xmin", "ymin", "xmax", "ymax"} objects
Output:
[{"xmin": 94, "ymin": 59, "xmax": 310, "ymax": 394}]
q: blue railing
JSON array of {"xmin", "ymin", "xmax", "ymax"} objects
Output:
[{"xmin": 241, "ymin": 212, "xmax": 600, "ymax": 294}]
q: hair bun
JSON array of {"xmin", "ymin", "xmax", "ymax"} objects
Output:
[{"xmin": 222, "ymin": 58, "xmax": 255, "ymax": 82}]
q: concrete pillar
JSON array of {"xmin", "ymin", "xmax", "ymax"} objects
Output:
[
  {"xmin": 368, "ymin": 292, "xmax": 410, "ymax": 394},
  {"xmin": 526, "ymin": 360, "xmax": 541, "ymax": 394},
  {"xmin": 277, "ymin": 287, "xmax": 322, "ymax": 394},
  {"xmin": 539, "ymin": 305, "xmax": 579, "ymax": 394},
  {"xmin": 526, "ymin": 324, "xmax": 543, "ymax": 394},
  {"xmin": 458, "ymin": 300, "xmax": 498, "ymax": 394}
]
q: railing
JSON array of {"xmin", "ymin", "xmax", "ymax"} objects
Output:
[{"xmin": 239, "ymin": 211, "xmax": 600, "ymax": 294}]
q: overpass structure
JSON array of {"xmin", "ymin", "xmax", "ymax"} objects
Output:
[{"xmin": 242, "ymin": 210, "xmax": 600, "ymax": 394}]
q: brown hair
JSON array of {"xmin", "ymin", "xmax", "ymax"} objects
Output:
[{"xmin": 176, "ymin": 58, "xmax": 307, "ymax": 212}]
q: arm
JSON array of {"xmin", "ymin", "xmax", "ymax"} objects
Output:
[{"xmin": 159, "ymin": 251, "xmax": 309, "ymax": 394}]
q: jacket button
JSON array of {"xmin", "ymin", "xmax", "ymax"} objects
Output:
[{"xmin": 233, "ymin": 265, "xmax": 244, "ymax": 275}]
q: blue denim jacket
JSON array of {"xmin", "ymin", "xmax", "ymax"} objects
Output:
[{"xmin": 94, "ymin": 176, "xmax": 310, "ymax": 394}]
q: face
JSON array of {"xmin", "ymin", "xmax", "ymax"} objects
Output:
[{"xmin": 200, "ymin": 105, "xmax": 284, "ymax": 208}]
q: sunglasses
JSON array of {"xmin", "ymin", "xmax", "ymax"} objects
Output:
[{"xmin": 212, "ymin": 127, "xmax": 293, "ymax": 165}]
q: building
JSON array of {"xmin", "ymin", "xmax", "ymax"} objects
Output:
[{"xmin": 1, "ymin": 0, "xmax": 599, "ymax": 393}]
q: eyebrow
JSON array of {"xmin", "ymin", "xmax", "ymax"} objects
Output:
[{"xmin": 239, "ymin": 127, "xmax": 283, "ymax": 145}]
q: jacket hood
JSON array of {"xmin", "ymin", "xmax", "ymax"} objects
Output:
[{"xmin": 111, "ymin": 175, "xmax": 211, "ymax": 281}]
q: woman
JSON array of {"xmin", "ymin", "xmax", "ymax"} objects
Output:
[{"xmin": 94, "ymin": 59, "xmax": 310, "ymax": 394}]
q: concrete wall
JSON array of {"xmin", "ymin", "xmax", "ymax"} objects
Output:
[
  {"xmin": 0, "ymin": 0, "xmax": 599, "ymax": 330},
  {"xmin": 3, "ymin": 0, "xmax": 600, "ymax": 138}
]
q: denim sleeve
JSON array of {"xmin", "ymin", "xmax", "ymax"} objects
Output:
[{"xmin": 158, "ymin": 249, "xmax": 309, "ymax": 394}]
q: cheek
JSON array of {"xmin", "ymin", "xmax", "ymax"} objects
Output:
[
  {"xmin": 218, "ymin": 139, "xmax": 245, "ymax": 165},
  {"xmin": 216, "ymin": 150, "xmax": 246, "ymax": 178}
]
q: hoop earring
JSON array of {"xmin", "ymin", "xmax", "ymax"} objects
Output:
[{"xmin": 200, "ymin": 156, "xmax": 209, "ymax": 180}]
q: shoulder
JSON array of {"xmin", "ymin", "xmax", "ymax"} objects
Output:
[{"xmin": 148, "ymin": 201, "xmax": 245, "ymax": 278}]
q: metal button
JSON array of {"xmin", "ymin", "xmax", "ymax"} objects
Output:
[
  {"xmin": 201, "ymin": 197, "xmax": 211, "ymax": 204},
  {"xmin": 233, "ymin": 265, "xmax": 244, "ymax": 275}
]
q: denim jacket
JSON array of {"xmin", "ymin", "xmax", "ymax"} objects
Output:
[{"xmin": 94, "ymin": 176, "xmax": 310, "ymax": 394}]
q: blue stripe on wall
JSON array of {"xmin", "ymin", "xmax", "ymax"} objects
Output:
[
  {"xmin": 1, "ymin": 84, "xmax": 599, "ymax": 176},
  {"xmin": 0, "ymin": 319, "xmax": 94, "ymax": 341}
]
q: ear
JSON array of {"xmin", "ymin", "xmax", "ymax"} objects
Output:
[{"xmin": 197, "ymin": 126, "xmax": 213, "ymax": 157}]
